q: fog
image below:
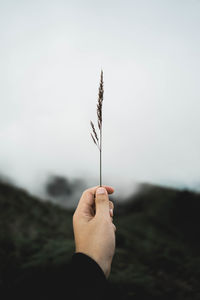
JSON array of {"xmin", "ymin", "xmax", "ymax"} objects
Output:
[{"xmin": 0, "ymin": 0, "xmax": 200, "ymax": 200}]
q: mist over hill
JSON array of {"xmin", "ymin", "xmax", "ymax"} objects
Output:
[{"xmin": 0, "ymin": 180, "xmax": 200, "ymax": 299}]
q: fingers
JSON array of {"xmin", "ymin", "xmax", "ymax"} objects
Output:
[
  {"xmin": 76, "ymin": 185, "xmax": 114, "ymax": 216},
  {"xmin": 86, "ymin": 185, "xmax": 114, "ymax": 196},
  {"xmin": 95, "ymin": 187, "xmax": 110, "ymax": 218},
  {"xmin": 109, "ymin": 201, "xmax": 114, "ymax": 217}
]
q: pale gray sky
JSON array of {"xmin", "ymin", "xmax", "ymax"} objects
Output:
[{"xmin": 0, "ymin": 0, "xmax": 200, "ymax": 198}]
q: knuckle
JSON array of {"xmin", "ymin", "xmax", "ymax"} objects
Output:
[
  {"xmin": 109, "ymin": 201, "xmax": 114, "ymax": 209},
  {"xmin": 113, "ymin": 224, "xmax": 116, "ymax": 232},
  {"xmin": 82, "ymin": 189, "xmax": 93, "ymax": 198},
  {"xmin": 82, "ymin": 190, "xmax": 87, "ymax": 197}
]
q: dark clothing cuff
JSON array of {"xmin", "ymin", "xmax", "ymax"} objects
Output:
[
  {"xmin": 70, "ymin": 252, "xmax": 109, "ymax": 299},
  {"xmin": 71, "ymin": 252, "xmax": 106, "ymax": 280}
]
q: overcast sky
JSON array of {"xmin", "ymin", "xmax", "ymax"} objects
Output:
[{"xmin": 0, "ymin": 0, "xmax": 200, "ymax": 198}]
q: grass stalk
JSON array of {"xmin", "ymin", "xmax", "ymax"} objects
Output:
[{"xmin": 90, "ymin": 70, "xmax": 104, "ymax": 187}]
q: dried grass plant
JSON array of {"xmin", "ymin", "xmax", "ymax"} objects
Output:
[{"xmin": 90, "ymin": 70, "xmax": 104, "ymax": 187}]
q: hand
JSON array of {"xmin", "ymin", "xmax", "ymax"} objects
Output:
[{"xmin": 73, "ymin": 185, "xmax": 116, "ymax": 278}]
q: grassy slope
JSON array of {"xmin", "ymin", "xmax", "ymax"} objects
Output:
[{"xmin": 0, "ymin": 181, "xmax": 200, "ymax": 299}]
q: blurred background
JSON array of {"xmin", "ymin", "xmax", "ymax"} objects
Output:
[{"xmin": 1, "ymin": 0, "xmax": 200, "ymax": 299}]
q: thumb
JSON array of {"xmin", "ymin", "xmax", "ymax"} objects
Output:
[{"xmin": 95, "ymin": 187, "xmax": 110, "ymax": 217}]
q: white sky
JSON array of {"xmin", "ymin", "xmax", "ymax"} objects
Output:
[{"xmin": 0, "ymin": 0, "xmax": 200, "ymax": 197}]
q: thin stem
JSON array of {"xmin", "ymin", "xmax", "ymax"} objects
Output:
[{"xmin": 100, "ymin": 125, "xmax": 102, "ymax": 187}]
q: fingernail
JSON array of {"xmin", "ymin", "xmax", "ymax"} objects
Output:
[
  {"xmin": 96, "ymin": 187, "xmax": 106, "ymax": 194},
  {"xmin": 110, "ymin": 208, "xmax": 113, "ymax": 217}
]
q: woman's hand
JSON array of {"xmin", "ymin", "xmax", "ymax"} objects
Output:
[{"xmin": 73, "ymin": 186, "xmax": 116, "ymax": 278}]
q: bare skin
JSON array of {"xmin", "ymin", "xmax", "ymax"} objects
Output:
[{"xmin": 73, "ymin": 186, "xmax": 116, "ymax": 278}]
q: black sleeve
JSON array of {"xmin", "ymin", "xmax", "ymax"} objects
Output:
[
  {"xmin": 5, "ymin": 253, "xmax": 113, "ymax": 300},
  {"xmin": 69, "ymin": 252, "xmax": 110, "ymax": 300}
]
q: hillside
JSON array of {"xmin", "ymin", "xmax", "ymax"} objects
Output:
[{"xmin": 0, "ymin": 181, "xmax": 200, "ymax": 299}]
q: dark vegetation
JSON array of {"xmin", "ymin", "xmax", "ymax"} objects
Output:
[
  {"xmin": 45, "ymin": 175, "xmax": 85, "ymax": 198},
  {"xmin": 0, "ymin": 181, "xmax": 200, "ymax": 299}
]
